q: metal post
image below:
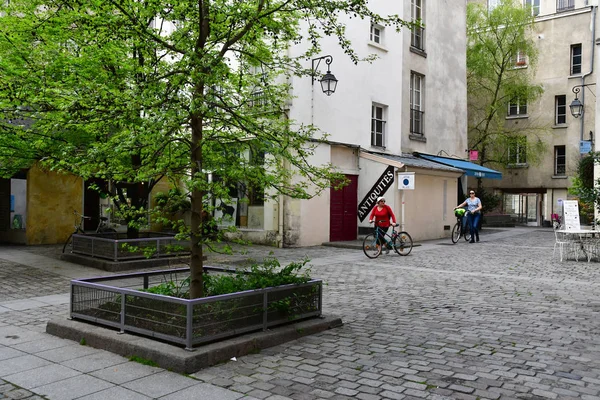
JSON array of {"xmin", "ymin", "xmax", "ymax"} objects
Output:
[
  {"xmin": 113, "ymin": 240, "xmax": 118, "ymax": 262},
  {"xmin": 119, "ymin": 290, "xmax": 126, "ymax": 334},
  {"xmin": 185, "ymin": 302, "xmax": 194, "ymax": 350},
  {"xmin": 401, "ymin": 190, "xmax": 406, "ymax": 232},
  {"xmin": 262, "ymin": 291, "xmax": 268, "ymax": 331}
]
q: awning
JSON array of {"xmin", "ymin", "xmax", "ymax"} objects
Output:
[{"xmin": 416, "ymin": 154, "xmax": 502, "ymax": 180}]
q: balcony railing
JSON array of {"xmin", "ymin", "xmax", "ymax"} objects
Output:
[
  {"xmin": 410, "ymin": 109, "xmax": 424, "ymax": 135},
  {"xmin": 411, "ymin": 26, "xmax": 425, "ymax": 51},
  {"xmin": 556, "ymin": 0, "xmax": 574, "ymax": 12}
]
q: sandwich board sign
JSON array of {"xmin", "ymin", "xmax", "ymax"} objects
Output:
[{"xmin": 561, "ymin": 200, "xmax": 580, "ymax": 231}]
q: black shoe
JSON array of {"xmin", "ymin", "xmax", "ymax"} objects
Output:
[
  {"xmin": 470, "ymin": 240, "xmax": 475, "ymax": 243},
  {"xmin": 476, "ymin": 237, "xmax": 480, "ymax": 242}
]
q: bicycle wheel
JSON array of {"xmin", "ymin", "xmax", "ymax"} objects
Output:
[
  {"xmin": 362, "ymin": 233, "xmax": 382, "ymax": 259},
  {"xmin": 464, "ymin": 225, "xmax": 472, "ymax": 242},
  {"xmin": 394, "ymin": 231, "xmax": 413, "ymax": 256},
  {"xmin": 62, "ymin": 233, "xmax": 74, "ymax": 253},
  {"xmin": 451, "ymin": 223, "xmax": 461, "ymax": 244}
]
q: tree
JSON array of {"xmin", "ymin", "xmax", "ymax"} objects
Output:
[
  {"xmin": 467, "ymin": 0, "xmax": 545, "ymax": 186},
  {"xmin": 0, "ymin": 0, "xmax": 413, "ymax": 298}
]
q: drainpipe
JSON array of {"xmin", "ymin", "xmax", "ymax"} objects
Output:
[{"xmin": 580, "ymin": 5, "xmax": 597, "ymax": 141}]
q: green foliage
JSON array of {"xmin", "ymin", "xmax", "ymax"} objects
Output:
[
  {"xmin": 203, "ymin": 258, "xmax": 311, "ymax": 297},
  {"xmin": 129, "ymin": 355, "xmax": 160, "ymax": 367},
  {"xmin": 570, "ymin": 153, "xmax": 597, "ymax": 224},
  {"xmin": 467, "ymin": 0, "xmax": 546, "ymax": 170},
  {"xmin": 476, "ymin": 188, "xmax": 502, "ymax": 213},
  {"xmin": 141, "ymin": 257, "xmax": 311, "ymax": 299},
  {"xmin": 0, "ymin": 0, "xmax": 412, "ymax": 297}
]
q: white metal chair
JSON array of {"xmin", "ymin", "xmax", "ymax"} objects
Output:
[{"xmin": 553, "ymin": 230, "xmax": 579, "ymax": 262}]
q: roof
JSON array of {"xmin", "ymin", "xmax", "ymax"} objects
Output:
[
  {"xmin": 415, "ymin": 153, "xmax": 503, "ymax": 180},
  {"xmin": 366, "ymin": 151, "xmax": 464, "ymax": 173}
]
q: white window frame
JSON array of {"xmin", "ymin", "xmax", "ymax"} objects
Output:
[
  {"xmin": 410, "ymin": 72, "xmax": 424, "ymax": 135},
  {"xmin": 508, "ymin": 137, "xmax": 527, "ymax": 166},
  {"xmin": 524, "ymin": 0, "xmax": 540, "ymax": 16},
  {"xmin": 371, "ymin": 103, "xmax": 387, "ymax": 148},
  {"xmin": 554, "ymin": 145, "xmax": 566, "ymax": 176},
  {"xmin": 411, "ymin": 0, "xmax": 424, "ymax": 50},
  {"xmin": 513, "ymin": 50, "xmax": 527, "ymax": 67},
  {"xmin": 555, "ymin": 95, "xmax": 566, "ymax": 125},
  {"xmin": 571, "ymin": 44, "xmax": 582, "ymax": 75},
  {"xmin": 488, "ymin": 0, "xmax": 499, "ymax": 11},
  {"xmin": 508, "ymin": 98, "xmax": 528, "ymax": 117},
  {"xmin": 370, "ymin": 23, "xmax": 383, "ymax": 45}
]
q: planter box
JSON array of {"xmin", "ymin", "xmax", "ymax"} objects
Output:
[
  {"xmin": 71, "ymin": 232, "xmax": 190, "ymax": 261},
  {"xmin": 70, "ymin": 267, "xmax": 322, "ymax": 349}
]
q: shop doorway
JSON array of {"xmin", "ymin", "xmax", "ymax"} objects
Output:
[
  {"xmin": 330, "ymin": 175, "xmax": 358, "ymax": 241},
  {"xmin": 504, "ymin": 193, "xmax": 539, "ymax": 226}
]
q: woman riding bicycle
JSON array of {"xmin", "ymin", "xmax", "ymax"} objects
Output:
[{"xmin": 369, "ymin": 196, "xmax": 397, "ymax": 253}]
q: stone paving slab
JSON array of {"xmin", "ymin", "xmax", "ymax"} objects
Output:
[
  {"xmin": 1, "ymin": 228, "xmax": 600, "ymax": 399},
  {"xmin": 46, "ymin": 314, "xmax": 343, "ymax": 374}
]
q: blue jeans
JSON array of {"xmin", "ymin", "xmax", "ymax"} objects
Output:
[{"xmin": 467, "ymin": 212, "xmax": 481, "ymax": 241}]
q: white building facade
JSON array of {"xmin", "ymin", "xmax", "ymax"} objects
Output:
[{"xmin": 233, "ymin": 0, "xmax": 471, "ymax": 247}]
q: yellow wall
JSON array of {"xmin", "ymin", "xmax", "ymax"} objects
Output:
[{"xmin": 26, "ymin": 165, "xmax": 83, "ymax": 245}]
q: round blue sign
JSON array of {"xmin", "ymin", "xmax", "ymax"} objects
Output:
[{"xmin": 403, "ymin": 178, "xmax": 410, "ymax": 186}]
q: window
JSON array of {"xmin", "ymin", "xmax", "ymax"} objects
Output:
[
  {"xmin": 557, "ymin": 0, "xmax": 574, "ymax": 12},
  {"xmin": 411, "ymin": 0, "xmax": 424, "ymax": 51},
  {"xmin": 371, "ymin": 104, "xmax": 387, "ymax": 147},
  {"xmin": 370, "ymin": 23, "xmax": 383, "ymax": 44},
  {"xmin": 554, "ymin": 145, "xmax": 566, "ymax": 175},
  {"xmin": 508, "ymin": 98, "xmax": 527, "ymax": 117},
  {"xmin": 513, "ymin": 50, "xmax": 527, "ymax": 67},
  {"xmin": 488, "ymin": 0, "xmax": 499, "ymax": 11},
  {"xmin": 410, "ymin": 72, "xmax": 424, "ymax": 135},
  {"xmin": 571, "ymin": 44, "xmax": 582, "ymax": 75},
  {"xmin": 507, "ymin": 136, "xmax": 527, "ymax": 165},
  {"xmin": 555, "ymin": 95, "xmax": 566, "ymax": 125},
  {"xmin": 525, "ymin": 0, "xmax": 540, "ymax": 16}
]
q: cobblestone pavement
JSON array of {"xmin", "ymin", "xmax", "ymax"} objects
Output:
[{"xmin": 1, "ymin": 227, "xmax": 600, "ymax": 399}]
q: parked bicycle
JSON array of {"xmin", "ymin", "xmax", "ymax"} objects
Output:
[
  {"xmin": 451, "ymin": 208, "xmax": 472, "ymax": 244},
  {"xmin": 62, "ymin": 210, "xmax": 117, "ymax": 253},
  {"xmin": 362, "ymin": 221, "xmax": 413, "ymax": 259}
]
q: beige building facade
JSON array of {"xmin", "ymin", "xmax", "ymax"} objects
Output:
[{"xmin": 474, "ymin": 0, "xmax": 598, "ymax": 226}]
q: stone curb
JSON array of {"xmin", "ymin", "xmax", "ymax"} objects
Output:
[{"xmin": 46, "ymin": 315, "xmax": 343, "ymax": 374}]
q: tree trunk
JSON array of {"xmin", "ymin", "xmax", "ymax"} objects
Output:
[{"xmin": 189, "ymin": 111, "xmax": 204, "ymax": 299}]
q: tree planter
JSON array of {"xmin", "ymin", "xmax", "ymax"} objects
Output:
[
  {"xmin": 70, "ymin": 232, "xmax": 190, "ymax": 261},
  {"xmin": 70, "ymin": 266, "xmax": 322, "ymax": 349}
]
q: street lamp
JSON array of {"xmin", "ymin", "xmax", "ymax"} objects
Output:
[
  {"xmin": 570, "ymin": 83, "xmax": 596, "ymax": 118},
  {"xmin": 311, "ymin": 55, "xmax": 338, "ymax": 96}
]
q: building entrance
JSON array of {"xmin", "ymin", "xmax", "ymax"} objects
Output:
[{"xmin": 504, "ymin": 193, "xmax": 539, "ymax": 226}]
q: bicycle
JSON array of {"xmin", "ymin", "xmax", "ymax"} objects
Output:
[
  {"xmin": 362, "ymin": 221, "xmax": 413, "ymax": 259},
  {"xmin": 451, "ymin": 209, "xmax": 472, "ymax": 244},
  {"xmin": 62, "ymin": 210, "xmax": 117, "ymax": 253}
]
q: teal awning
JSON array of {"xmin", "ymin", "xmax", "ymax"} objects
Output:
[{"xmin": 417, "ymin": 154, "xmax": 502, "ymax": 180}]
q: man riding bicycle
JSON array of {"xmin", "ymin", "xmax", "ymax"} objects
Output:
[{"xmin": 368, "ymin": 196, "xmax": 397, "ymax": 254}]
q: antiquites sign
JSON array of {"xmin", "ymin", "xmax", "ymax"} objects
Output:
[{"xmin": 357, "ymin": 165, "xmax": 395, "ymax": 222}]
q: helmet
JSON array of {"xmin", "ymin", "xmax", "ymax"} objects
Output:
[{"xmin": 454, "ymin": 208, "xmax": 466, "ymax": 217}]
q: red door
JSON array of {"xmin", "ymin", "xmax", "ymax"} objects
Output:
[{"xmin": 330, "ymin": 175, "xmax": 358, "ymax": 241}]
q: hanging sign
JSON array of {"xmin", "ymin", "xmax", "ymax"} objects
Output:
[
  {"xmin": 398, "ymin": 172, "xmax": 415, "ymax": 190},
  {"xmin": 357, "ymin": 166, "xmax": 395, "ymax": 222},
  {"xmin": 469, "ymin": 150, "xmax": 479, "ymax": 161}
]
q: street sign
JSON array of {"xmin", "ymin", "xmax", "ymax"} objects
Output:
[
  {"xmin": 580, "ymin": 140, "xmax": 592, "ymax": 154},
  {"xmin": 398, "ymin": 172, "xmax": 415, "ymax": 190}
]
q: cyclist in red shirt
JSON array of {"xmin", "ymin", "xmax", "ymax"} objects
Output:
[{"xmin": 368, "ymin": 196, "xmax": 397, "ymax": 253}]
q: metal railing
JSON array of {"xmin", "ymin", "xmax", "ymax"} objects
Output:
[
  {"xmin": 71, "ymin": 232, "xmax": 190, "ymax": 261},
  {"xmin": 70, "ymin": 267, "xmax": 323, "ymax": 349}
]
